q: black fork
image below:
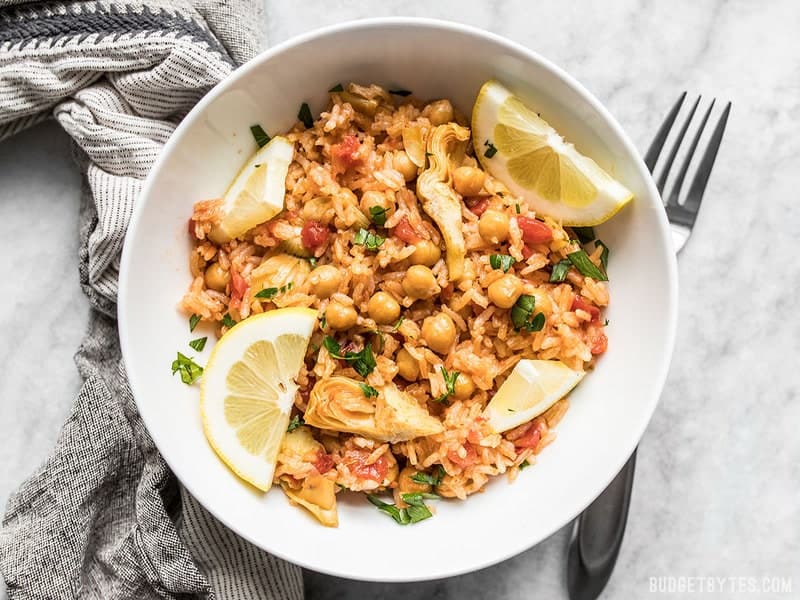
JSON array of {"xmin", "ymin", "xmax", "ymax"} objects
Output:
[{"xmin": 567, "ymin": 94, "xmax": 731, "ymax": 600}]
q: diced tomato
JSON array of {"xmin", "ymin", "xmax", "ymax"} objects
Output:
[
  {"xmin": 230, "ymin": 269, "xmax": 248, "ymax": 307},
  {"xmin": 571, "ymin": 295, "xmax": 601, "ymax": 322},
  {"xmin": 589, "ymin": 327, "xmax": 608, "ymax": 355},
  {"xmin": 521, "ymin": 245, "xmax": 534, "ymax": 260},
  {"xmin": 516, "ymin": 216, "xmax": 553, "ymax": 244},
  {"xmin": 314, "ymin": 451, "xmax": 335, "ymax": 475},
  {"xmin": 346, "ymin": 453, "xmax": 390, "ymax": 482},
  {"xmin": 301, "ymin": 220, "xmax": 329, "ymax": 250},
  {"xmin": 468, "ymin": 197, "xmax": 490, "ymax": 216},
  {"xmin": 332, "ymin": 135, "xmax": 361, "ymax": 173},
  {"xmin": 514, "ymin": 427, "xmax": 541, "ymax": 450},
  {"xmin": 392, "ymin": 216, "xmax": 422, "ymax": 244},
  {"xmin": 447, "ymin": 442, "xmax": 478, "ymax": 468},
  {"xmin": 440, "ymin": 284, "xmax": 454, "ymax": 302},
  {"xmin": 466, "ymin": 429, "xmax": 482, "ymax": 445},
  {"xmin": 510, "ymin": 420, "xmax": 546, "ymax": 450}
]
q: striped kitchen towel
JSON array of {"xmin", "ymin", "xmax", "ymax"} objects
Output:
[{"xmin": 0, "ymin": 2, "xmax": 303, "ymax": 598}]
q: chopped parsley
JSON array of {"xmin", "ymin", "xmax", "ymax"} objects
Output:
[
  {"xmin": 519, "ymin": 459, "xmax": 531, "ymax": 470},
  {"xmin": 604, "ymin": 319, "xmax": 610, "ymax": 326},
  {"xmin": 254, "ymin": 282, "xmax": 293, "ymax": 299},
  {"xmin": 322, "ymin": 336, "xmax": 341, "ymax": 356},
  {"xmin": 567, "ymin": 249, "xmax": 609, "ymax": 281},
  {"xmin": 320, "ymin": 313, "xmax": 327, "ymax": 330},
  {"xmin": 307, "ymin": 257, "xmax": 318, "ymax": 269},
  {"xmin": 359, "ymin": 383, "xmax": 379, "ymax": 398},
  {"xmin": 353, "ymin": 228, "xmax": 385, "ymax": 252},
  {"xmin": 286, "ymin": 414, "xmax": 304, "ymax": 433},
  {"xmin": 411, "ymin": 465, "xmax": 445, "ymax": 487},
  {"xmin": 367, "ymin": 495, "xmax": 410, "ymax": 524},
  {"xmin": 367, "ymin": 493, "xmax": 434, "ymax": 525},
  {"xmin": 171, "ymin": 352, "xmax": 203, "ymax": 385},
  {"xmin": 392, "ymin": 316, "xmax": 405, "ymax": 331},
  {"xmin": 249, "ymin": 124, "xmax": 270, "ymax": 147},
  {"xmin": 549, "ymin": 258, "xmax": 573, "ymax": 283},
  {"xmin": 322, "ymin": 336, "xmax": 377, "ymax": 377},
  {"xmin": 515, "ymin": 203, "xmax": 521, "ymax": 214},
  {"xmin": 510, "ymin": 295, "xmax": 546, "ymax": 332},
  {"xmin": 298, "ymin": 102, "xmax": 313, "ymax": 128},
  {"xmin": 372, "ymin": 329, "xmax": 386, "ymax": 353},
  {"xmin": 572, "ymin": 226, "xmax": 596, "ymax": 244},
  {"xmin": 489, "ymin": 254, "xmax": 516, "ymax": 273},
  {"xmin": 368, "ymin": 205, "xmax": 387, "ymax": 226},
  {"xmin": 483, "ymin": 139, "xmax": 498, "ymax": 158},
  {"xmin": 188, "ymin": 337, "xmax": 207, "ymax": 352},
  {"xmin": 434, "ymin": 366, "xmax": 459, "ymax": 404},
  {"xmin": 189, "ymin": 313, "xmax": 201, "ymax": 332},
  {"xmin": 595, "ymin": 240, "xmax": 609, "ymax": 271},
  {"xmin": 328, "ymin": 83, "xmax": 344, "ymax": 92},
  {"xmin": 389, "ymin": 88, "xmax": 412, "ymax": 96},
  {"xmin": 221, "ymin": 313, "xmax": 236, "ymax": 328},
  {"xmin": 402, "ymin": 492, "xmax": 440, "ymax": 503}
]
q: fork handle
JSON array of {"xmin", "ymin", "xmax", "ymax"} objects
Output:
[{"xmin": 567, "ymin": 449, "xmax": 637, "ymax": 599}]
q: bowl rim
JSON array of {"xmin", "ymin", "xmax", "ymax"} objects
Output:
[{"xmin": 118, "ymin": 16, "xmax": 678, "ymax": 581}]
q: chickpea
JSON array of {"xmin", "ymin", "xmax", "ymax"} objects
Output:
[
  {"xmin": 421, "ymin": 312, "xmax": 457, "ymax": 354},
  {"xmin": 308, "ymin": 265, "xmax": 342, "ymax": 299},
  {"xmin": 360, "ymin": 190, "xmax": 395, "ymax": 221},
  {"xmin": 409, "ymin": 239, "xmax": 442, "ymax": 267},
  {"xmin": 397, "ymin": 466, "xmax": 431, "ymax": 494},
  {"xmin": 478, "ymin": 209, "xmax": 511, "ymax": 244},
  {"xmin": 488, "ymin": 274, "xmax": 523, "ymax": 309},
  {"xmin": 530, "ymin": 288, "xmax": 554, "ymax": 316},
  {"xmin": 325, "ymin": 301, "xmax": 357, "ymax": 330},
  {"xmin": 453, "ymin": 374, "xmax": 475, "ymax": 400},
  {"xmin": 396, "ymin": 348, "xmax": 419, "ymax": 381},
  {"xmin": 204, "ymin": 262, "xmax": 230, "ymax": 292},
  {"xmin": 461, "ymin": 258, "xmax": 477, "ymax": 282},
  {"xmin": 402, "ymin": 265, "xmax": 440, "ymax": 299},
  {"xmin": 453, "ymin": 166, "xmax": 486, "ymax": 197},
  {"xmin": 426, "ymin": 99, "xmax": 454, "ymax": 126},
  {"xmin": 394, "ymin": 151, "xmax": 418, "ymax": 181},
  {"xmin": 367, "ymin": 291, "xmax": 401, "ymax": 325},
  {"xmin": 394, "ymin": 466, "xmax": 431, "ymax": 506}
]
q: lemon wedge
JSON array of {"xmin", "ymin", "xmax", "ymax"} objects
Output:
[
  {"xmin": 209, "ymin": 135, "xmax": 294, "ymax": 243},
  {"xmin": 483, "ymin": 359, "xmax": 584, "ymax": 433},
  {"xmin": 200, "ymin": 307, "xmax": 317, "ymax": 490},
  {"xmin": 472, "ymin": 80, "xmax": 633, "ymax": 226}
]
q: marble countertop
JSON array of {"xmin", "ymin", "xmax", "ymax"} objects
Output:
[{"xmin": 1, "ymin": 1, "xmax": 798, "ymax": 598}]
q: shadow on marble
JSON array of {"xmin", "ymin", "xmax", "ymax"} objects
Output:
[{"xmin": 304, "ymin": 526, "xmax": 571, "ymax": 600}]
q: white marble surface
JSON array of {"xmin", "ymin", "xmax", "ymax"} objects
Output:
[{"xmin": 2, "ymin": 1, "xmax": 799, "ymax": 598}]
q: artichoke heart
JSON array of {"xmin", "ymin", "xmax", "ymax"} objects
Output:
[
  {"xmin": 279, "ymin": 428, "xmax": 338, "ymax": 527},
  {"xmin": 280, "ymin": 425, "xmax": 324, "ymax": 460},
  {"xmin": 281, "ymin": 475, "xmax": 338, "ymax": 527},
  {"xmin": 249, "ymin": 253, "xmax": 310, "ymax": 301},
  {"xmin": 303, "ymin": 376, "xmax": 444, "ymax": 443},
  {"xmin": 277, "ymin": 224, "xmax": 312, "ymax": 258},
  {"xmin": 416, "ymin": 123, "xmax": 470, "ymax": 281}
]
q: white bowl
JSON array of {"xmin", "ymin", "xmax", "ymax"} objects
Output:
[{"xmin": 119, "ymin": 18, "xmax": 677, "ymax": 582}]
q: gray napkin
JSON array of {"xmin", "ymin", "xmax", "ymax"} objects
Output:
[{"xmin": 0, "ymin": 2, "xmax": 303, "ymax": 598}]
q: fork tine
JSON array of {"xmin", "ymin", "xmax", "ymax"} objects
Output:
[
  {"xmin": 655, "ymin": 95, "xmax": 701, "ymax": 194},
  {"xmin": 683, "ymin": 102, "xmax": 731, "ymax": 218},
  {"xmin": 665, "ymin": 99, "xmax": 715, "ymax": 207},
  {"xmin": 643, "ymin": 92, "xmax": 686, "ymax": 173}
]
